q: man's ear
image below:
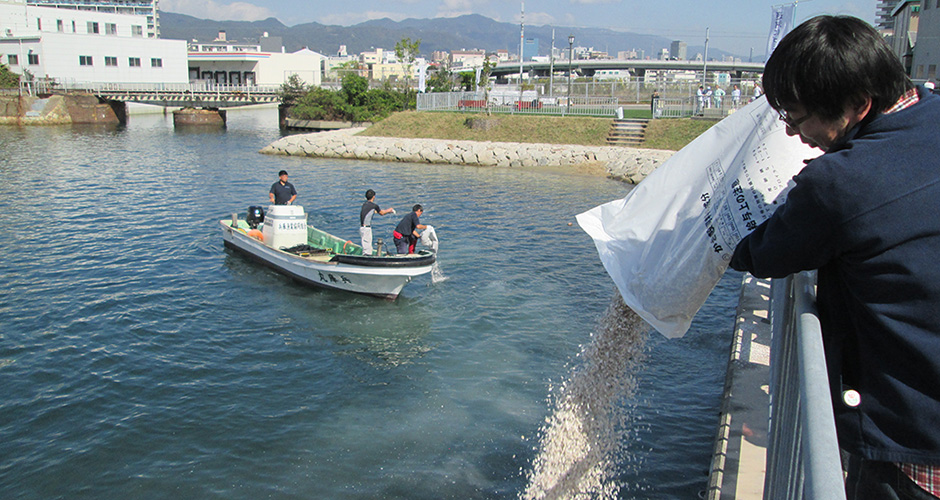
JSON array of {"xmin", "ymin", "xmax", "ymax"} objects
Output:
[{"xmin": 849, "ymin": 95, "xmax": 873, "ymax": 122}]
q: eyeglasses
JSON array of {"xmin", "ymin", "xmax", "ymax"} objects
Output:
[{"xmin": 777, "ymin": 109, "xmax": 811, "ymax": 129}]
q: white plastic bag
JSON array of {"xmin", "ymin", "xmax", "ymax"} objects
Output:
[
  {"xmin": 420, "ymin": 225, "xmax": 439, "ymax": 253},
  {"xmin": 576, "ymin": 97, "xmax": 818, "ymax": 338}
]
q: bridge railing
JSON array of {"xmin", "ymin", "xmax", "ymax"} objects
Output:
[
  {"xmin": 765, "ymin": 271, "xmax": 846, "ymax": 500},
  {"xmin": 59, "ymin": 81, "xmax": 282, "ymax": 95}
]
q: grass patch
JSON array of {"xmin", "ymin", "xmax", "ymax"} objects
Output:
[
  {"xmin": 360, "ymin": 111, "xmax": 613, "ymax": 146},
  {"xmin": 643, "ymin": 118, "xmax": 717, "ymax": 150},
  {"xmin": 359, "ymin": 111, "xmax": 719, "ymax": 151}
]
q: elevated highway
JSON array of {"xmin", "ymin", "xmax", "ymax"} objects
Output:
[{"xmin": 491, "ymin": 59, "xmax": 764, "ymax": 80}]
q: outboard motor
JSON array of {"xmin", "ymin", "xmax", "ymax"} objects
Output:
[{"xmin": 246, "ymin": 206, "xmax": 265, "ymax": 229}]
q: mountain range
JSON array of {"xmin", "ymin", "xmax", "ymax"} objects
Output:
[{"xmin": 159, "ymin": 12, "xmax": 742, "ymax": 61}]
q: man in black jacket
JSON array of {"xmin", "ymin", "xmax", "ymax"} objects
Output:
[{"xmin": 730, "ymin": 16, "xmax": 940, "ymax": 499}]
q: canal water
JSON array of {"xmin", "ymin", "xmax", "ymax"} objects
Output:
[{"xmin": 0, "ymin": 107, "xmax": 741, "ymax": 499}]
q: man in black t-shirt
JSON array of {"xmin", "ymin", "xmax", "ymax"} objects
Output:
[
  {"xmin": 269, "ymin": 170, "xmax": 297, "ymax": 205},
  {"xmin": 359, "ymin": 189, "xmax": 395, "ymax": 255},
  {"xmin": 393, "ymin": 204, "xmax": 426, "ymax": 254}
]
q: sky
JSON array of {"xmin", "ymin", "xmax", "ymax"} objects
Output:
[{"xmin": 158, "ymin": 0, "xmax": 879, "ymax": 55}]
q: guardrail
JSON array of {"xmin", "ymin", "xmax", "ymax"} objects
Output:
[{"xmin": 765, "ymin": 271, "xmax": 845, "ymax": 500}]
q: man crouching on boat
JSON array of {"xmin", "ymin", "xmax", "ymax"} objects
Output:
[{"xmin": 393, "ymin": 204, "xmax": 426, "ymax": 255}]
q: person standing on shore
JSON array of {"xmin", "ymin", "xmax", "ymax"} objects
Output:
[
  {"xmin": 359, "ymin": 189, "xmax": 395, "ymax": 256},
  {"xmin": 393, "ymin": 204, "xmax": 426, "ymax": 255},
  {"xmin": 269, "ymin": 170, "xmax": 297, "ymax": 205},
  {"xmin": 728, "ymin": 15, "xmax": 940, "ymax": 499}
]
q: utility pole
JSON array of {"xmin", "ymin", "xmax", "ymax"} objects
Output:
[
  {"xmin": 549, "ymin": 28, "xmax": 555, "ymax": 97},
  {"xmin": 518, "ymin": 0, "xmax": 525, "ymax": 107},
  {"xmin": 702, "ymin": 27, "xmax": 710, "ymax": 88},
  {"xmin": 567, "ymin": 34, "xmax": 574, "ymax": 111}
]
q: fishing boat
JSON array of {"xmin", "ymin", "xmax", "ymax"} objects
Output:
[{"xmin": 220, "ymin": 204, "xmax": 436, "ymax": 299}]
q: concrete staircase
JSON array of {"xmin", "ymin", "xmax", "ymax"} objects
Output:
[{"xmin": 606, "ymin": 118, "xmax": 648, "ymax": 147}]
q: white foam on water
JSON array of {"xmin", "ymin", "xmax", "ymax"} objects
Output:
[
  {"xmin": 431, "ymin": 261, "xmax": 448, "ymax": 284},
  {"xmin": 521, "ymin": 292, "xmax": 649, "ymax": 500}
]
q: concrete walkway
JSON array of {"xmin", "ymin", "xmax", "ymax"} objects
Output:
[
  {"xmin": 707, "ymin": 275, "xmax": 771, "ymax": 499},
  {"xmin": 260, "ymin": 128, "xmax": 674, "ymax": 184}
]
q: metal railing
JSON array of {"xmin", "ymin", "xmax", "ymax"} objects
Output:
[
  {"xmin": 765, "ymin": 271, "xmax": 845, "ymax": 499},
  {"xmin": 417, "ymin": 90, "xmax": 621, "ymax": 117}
]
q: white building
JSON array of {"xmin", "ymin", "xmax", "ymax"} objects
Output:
[
  {"xmin": 187, "ymin": 35, "xmax": 324, "ymax": 87},
  {"xmin": 1, "ymin": 0, "xmax": 187, "ymax": 84},
  {"xmin": 26, "ymin": 0, "xmax": 159, "ymax": 38}
]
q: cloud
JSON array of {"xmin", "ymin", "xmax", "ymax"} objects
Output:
[
  {"xmin": 517, "ymin": 11, "xmax": 556, "ymax": 26},
  {"xmin": 160, "ymin": 0, "xmax": 276, "ymax": 21}
]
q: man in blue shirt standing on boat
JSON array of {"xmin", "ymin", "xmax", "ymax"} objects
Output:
[
  {"xmin": 729, "ymin": 15, "xmax": 940, "ymax": 499},
  {"xmin": 393, "ymin": 204, "xmax": 426, "ymax": 255},
  {"xmin": 359, "ymin": 189, "xmax": 395, "ymax": 255},
  {"xmin": 269, "ymin": 170, "xmax": 297, "ymax": 205}
]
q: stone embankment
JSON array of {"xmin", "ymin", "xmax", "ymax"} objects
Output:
[
  {"xmin": 0, "ymin": 93, "xmax": 124, "ymax": 125},
  {"xmin": 260, "ymin": 127, "xmax": 674, "ymax": 184}
]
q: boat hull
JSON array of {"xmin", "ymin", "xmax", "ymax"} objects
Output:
[{"xmin": 220, "ymin": 221, "xmax": 433, "ymax": 299}]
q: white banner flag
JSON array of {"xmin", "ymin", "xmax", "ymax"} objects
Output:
[{"xmin": 766, "ymin": 4, "xmax": 796, "ymax": 57}]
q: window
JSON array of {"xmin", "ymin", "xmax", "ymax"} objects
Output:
[
  {"xmin": 79, "ymin": 55, "xmax": 93, "ymax": 66},
  {"xmin": 151, "ymin": 58, "xmax": 162, "ymax": 68},
  {"xmin": 57, "ymin": 19, "xmax": 63, "ymax": 32},
  {"xmin": 128, "ymin": 57, "xmax": 141, "ymax": 67},
  {"xmin": 7, "ymin": 54, "xmax": 18, "ymax": 66},
  {"xmin": 105, "ymin": 23, "xmax": 117, "ymax": 35},
  {"xmin": 132, "ymin": 25, "xmax": 143, "ymax": 37},
  {"xmin": 105, "ymin": 56, "xmax": 117, "ymax": 67},
  {"xmin": 87, "ymin": 22, "xmax": 99, "ymax": 34},
  {"xmin": 28, "ymin": 53, "xmax": 39, "ymax": 65}
]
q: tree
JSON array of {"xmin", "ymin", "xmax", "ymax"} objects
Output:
[
  {"xmin": 278, "ymin": 74, "xmax": 308, "ymax": 111},
  {"xmin": 0, "ymin": 64, "xmax": 20, "ymax": 88},
  {"xmin": 427, "ymin": 63, "xmax": 456, "ymax": 93},
  {"xmin": 394, "ymin": 37, "xmax": 421, "ymax": 91}
]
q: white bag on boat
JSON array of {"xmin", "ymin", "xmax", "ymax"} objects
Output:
[
  {"xmin": 420, "ymin": 225, "xmax": 439, "ymax": 253},
  {"xmin": 576, "ymin": 97, "xmax": 818, "ymax": 338}
]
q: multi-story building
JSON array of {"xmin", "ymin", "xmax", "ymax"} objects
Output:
[
  {"xmin": 911, "ymin": 0, "xmax": 939, "ymax": 84},
  {"xmin": 876, "ymin": 0, "xmax": 898, "ymax": 30},
  {"xmin": 887, "ymin": 1, "xmax": 920, "ymax": 75},
  {"xmin": 670, "ymin": 41, "xmax": 687, "ymax": 61},
  {"xmin": 450, "ymin": 49, "xmax": 486, "ymax": 69},
  {"xmin": 187, "ymin": 31, "xmax": 324, "ymax": 86},
  {"xmin": 1, "ymin": 0, "xmax": 186, "ymax": 84},
  {"xmin": 26, "ymin": 0, "xmax": 159, "ymax": 38}
]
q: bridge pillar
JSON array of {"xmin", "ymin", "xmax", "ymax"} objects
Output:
[{"xmin": 173, "ymin": 107, "xmax": 226, "ymax": 128}]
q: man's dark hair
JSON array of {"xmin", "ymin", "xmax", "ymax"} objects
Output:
[
  {"xmin": 763, "ymin": 15, "xmax": 913, "ymax": 121},
  {"xmin": 278, "ymin": 170, "xmax": 288, "ymax": 177},
  {"xmin": 413, "ymin": 204, "xmax": 423, "ymax": 212},
  {"xmin": 365, "ymin": 189, "xmax": 375, "ymax": 200}
]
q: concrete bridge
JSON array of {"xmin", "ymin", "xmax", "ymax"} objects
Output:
[{"xmin": 63, "ymin": 82, "xmax": 282, "ymax": 108}]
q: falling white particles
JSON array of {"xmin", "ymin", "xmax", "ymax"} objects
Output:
[{"xmin": 522, "ymin": 292, "xmax": 649, "ymax": 500}]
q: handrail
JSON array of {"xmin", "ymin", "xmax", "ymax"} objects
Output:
[{"xmin": 764, "ymin": 271, "xmax": 845, "ymax": 499}]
